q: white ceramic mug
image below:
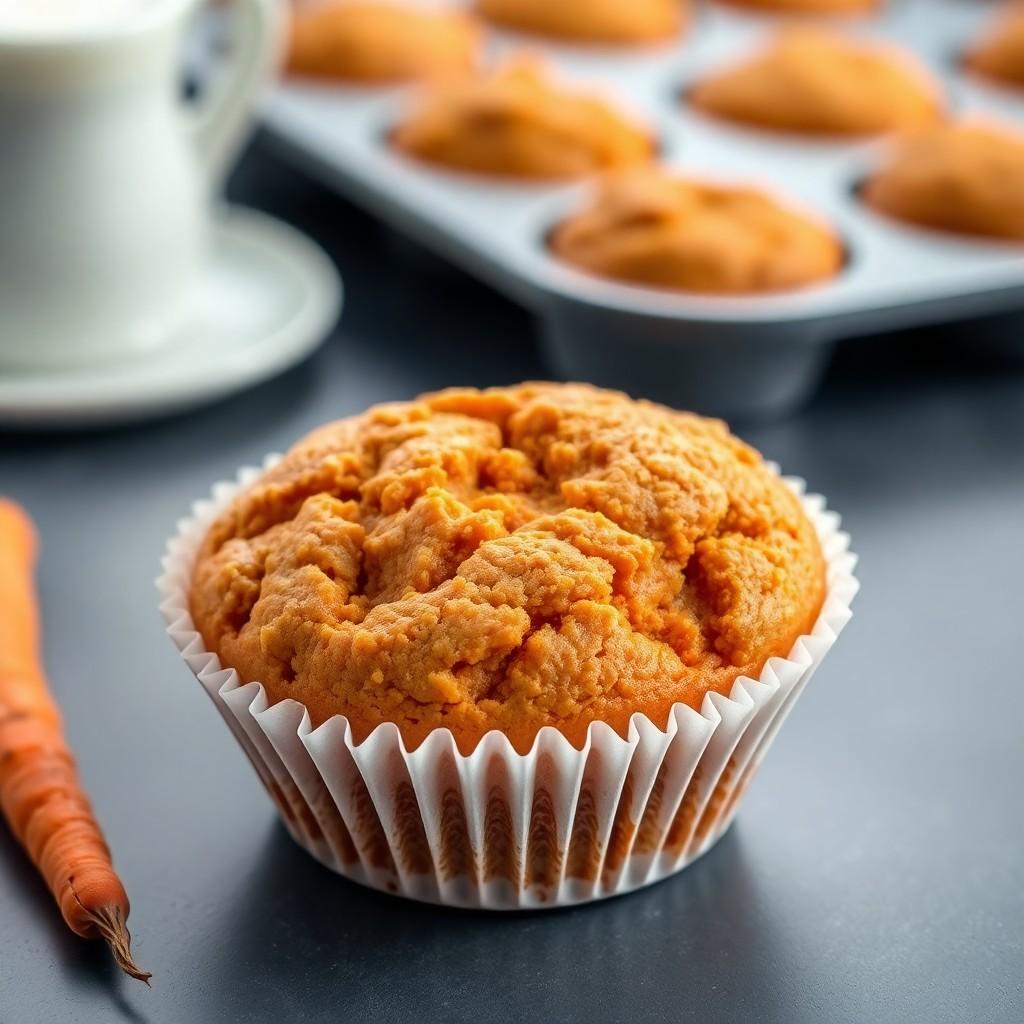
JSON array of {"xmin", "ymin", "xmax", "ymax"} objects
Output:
[{"xmin": 0, "ymin": 0, "xmax": 282, "ymax": 369}]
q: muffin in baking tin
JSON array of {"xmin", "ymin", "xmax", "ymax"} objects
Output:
[
  {"xmin": 863, "ymin": 120, "xmax": 1024, "ymax": 242},
  {"xmin": 550, "ymin": 168, "xmax": 843, "ymax": 294},
  {"xmin": 287, "ymin": 1, "xmax": 480, "ymax": 84},
  {"xmin": 965, "ymin": 3, "xmax": 1024, "ymax": 90},
  {"xmin": 475, "ymin": 0, "xmax": 686, "ymax": 46},
  {"xmin": 391, "ymin": 57, "xmax": 654, "ymax": 180},
  {"xmin": 690, "ymin": 30, "xmax": 940, "ymax": 138}
]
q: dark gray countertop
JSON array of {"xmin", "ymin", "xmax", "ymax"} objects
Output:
[{"xmin": 1, "ymin": 137, "xmax": 1022, "ymax": 1024}]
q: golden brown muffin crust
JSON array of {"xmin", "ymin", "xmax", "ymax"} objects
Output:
[
  {"xmin": 191, "ymin": 385, "xmax": 826, "ymax": 754},
  {"xmin": 690, "ymin": 30, "xmax": 940, "ymax": 137},
  {"xmin": 287, "ymin": 1, "xmax": 480, "ymax": 84},
  {"xmin": 475, "ymin": 0, "xmax": 685, "ymax": 45},
  {"xmin": 550, "ymin": 167, "xmax": 843, "ymax": 293},
  {"xmin": 966, "ymin": 3, "xmax": 1024, "ymax": 90},
  {"xmin": 863, "ymin": 120, "xmax": 1024, "ymax": 241},
  {"xmin": 390, "ymin": 57, "xmax": 653, "ymax": 179}
]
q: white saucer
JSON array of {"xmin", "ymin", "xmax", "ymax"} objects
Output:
[{"xmin": 0, "ymin": 206, "xmax": 342, "ymax": 428}]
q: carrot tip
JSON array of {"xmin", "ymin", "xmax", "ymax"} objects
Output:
[{"xmin": 86, "ymin": 904, "xmax": 152, "ymax": 986}]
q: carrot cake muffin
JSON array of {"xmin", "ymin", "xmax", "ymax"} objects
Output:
[
  {"xmin": 862, "ymin": 120, "xmax": 1024, "ymax": 241},
  {"xmin": 965, "ymin": 3, "xmax": 1024, "ymax": 90},
  {"xmin": 391, "ymin": 58, "xmax": 653, "ymax": 179},
  {"xmin": 716, "ymin": 0, "xmax": 877, "ymax": 14},
  {"xmin": 690, "ymin": 30, "xmax": 940, "ymax": 137},
  {"xmin": 287, "ymin": 2, "xmax": 480, "ymax": 84},
  {"xmin": 190, "ymin": 383, "xmax": 826, "ymax": 754},
  {"xmin": 550, "ymin": 167, "xmax": 843, "ymax": 293},
  {"xmin": 474, "ymin": 0, "xmax": 685, "ymax": 45}
]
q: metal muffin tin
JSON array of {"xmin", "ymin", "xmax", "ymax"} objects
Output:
[{"xmin": 262, "ymin": 0, "xmax": 1024, "ymax": 418}]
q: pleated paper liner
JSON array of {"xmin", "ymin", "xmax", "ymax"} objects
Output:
[{"xmin": 159, "ymin": 455, "xmax": 858, "ymax": 909}]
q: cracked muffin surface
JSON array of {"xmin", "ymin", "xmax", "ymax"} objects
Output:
[{"xmin": 190, "ymin": 384, "xmax": 825, "ymax": 753}]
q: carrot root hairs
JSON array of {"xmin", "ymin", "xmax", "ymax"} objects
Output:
[{"xmin": 82, "ymin": 903, "xmax": 152, "ymax": 986}]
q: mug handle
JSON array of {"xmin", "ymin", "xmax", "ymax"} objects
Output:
[{"xmin": 193, "ymin": 0, "xmax": 284, "ymax": 192}]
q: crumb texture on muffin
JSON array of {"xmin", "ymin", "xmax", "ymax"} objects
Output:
[
  {"xmin": 550, "ymin": 167, "xmax": 842, "ymax": 293},
  {"xmin": 863, "ymin": 120, "xmax": 1024, "ymax": 241},
  {"xmin": 287, "ymin": 1, "xmax": 480, "ymax": 83},
  {"xmin": 391, "ymin": 57, "xmax": 653, "ymax": 179},
  {"xmin": 475, "ymin": 0, "xmax": 685, "ymax": 44},
  {"xmin": 191, "ymin": 384, "xmax": 825, "ymax": 753},
  {"xmin": 690, "ymin": 30, "xmax": 940, "ymax": 137}
]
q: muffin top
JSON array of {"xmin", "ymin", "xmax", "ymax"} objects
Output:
[
  {"xmin": 475, "ymin": 0, "xmax": 685, "ymax": 45},
  {"xmin": 690, "ymin": 30, "xmax": 940, "ymax": 137},
  {"xmin": 862, "ymin": 120, "xmax": 1024, "ymax": 241},
  {"xmin": 966, "ymin": 3, "xmax": 1024, "ymax": 90},
  {"xmin": 716, "ymin": 0, "xmax": 877, "ymax": 13},
  {"xmin": 550, "ymin": 167, "xmax": 843, "ymax": 293},
  {"xmin": 287, "ymin": 1, "xmax": 480, "ymax": 84},
  {"xmin": 390, "ymin": 57, "xmax": 653, "ymax": 179},
  {"xmin": 190, "ymin": 384, "xmax": 825, "ymax": 754}
]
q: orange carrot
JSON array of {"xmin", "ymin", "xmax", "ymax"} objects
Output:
[{"xmin": 0, "ymin": 499, "xmax": 150, "ymax": 984}]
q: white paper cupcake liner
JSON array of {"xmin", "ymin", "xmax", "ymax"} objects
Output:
[{"xmin": 158, "ymin": 454, "xmax": 858, "ymax": 909}]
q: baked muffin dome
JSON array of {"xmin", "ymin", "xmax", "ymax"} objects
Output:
[
  {"xmin": 550, "ymin": 167, "xmax": 843, "ymax": 293},
  {"xmin": 965, "ymin": 3, "xmax": 1024, "ymax": 90},
  {"xmin": 190, "ymin": 384, "xmax": 826, "ymax": 754},
  {"xmin": 716, "ymin": 0, "xmax": 877, "ymax": 13},
  {"xmin": 475, "ymin": 0, "xmax": 685, "ymax": 45},
  {"xmin": 287, "ymin": 1, "xmax": 480, "ymax": 84},
  {"xmin": 690, "ymin": 30, "xmax": 940, "ymax": 137},
  {"xmin": 391, "ymin": 57, "xmax": 653, "ymax": 179},
  {"xmin": 862, "ymin": 120, "xmax": 1024, "ymax": 241}
]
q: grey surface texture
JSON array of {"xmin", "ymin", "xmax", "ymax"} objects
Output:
[{"xmin": 0, "ymin": 137, "xmax": 1022, "ymax": 1024}]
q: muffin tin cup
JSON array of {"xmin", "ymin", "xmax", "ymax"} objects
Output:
[
  {"xmin": 259, "ymin": 0, "xmax": 1024, "ymax": 418},
  {"xmin": 158, "ymin": 455, "xmax": 858, "ymax": 909}
]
